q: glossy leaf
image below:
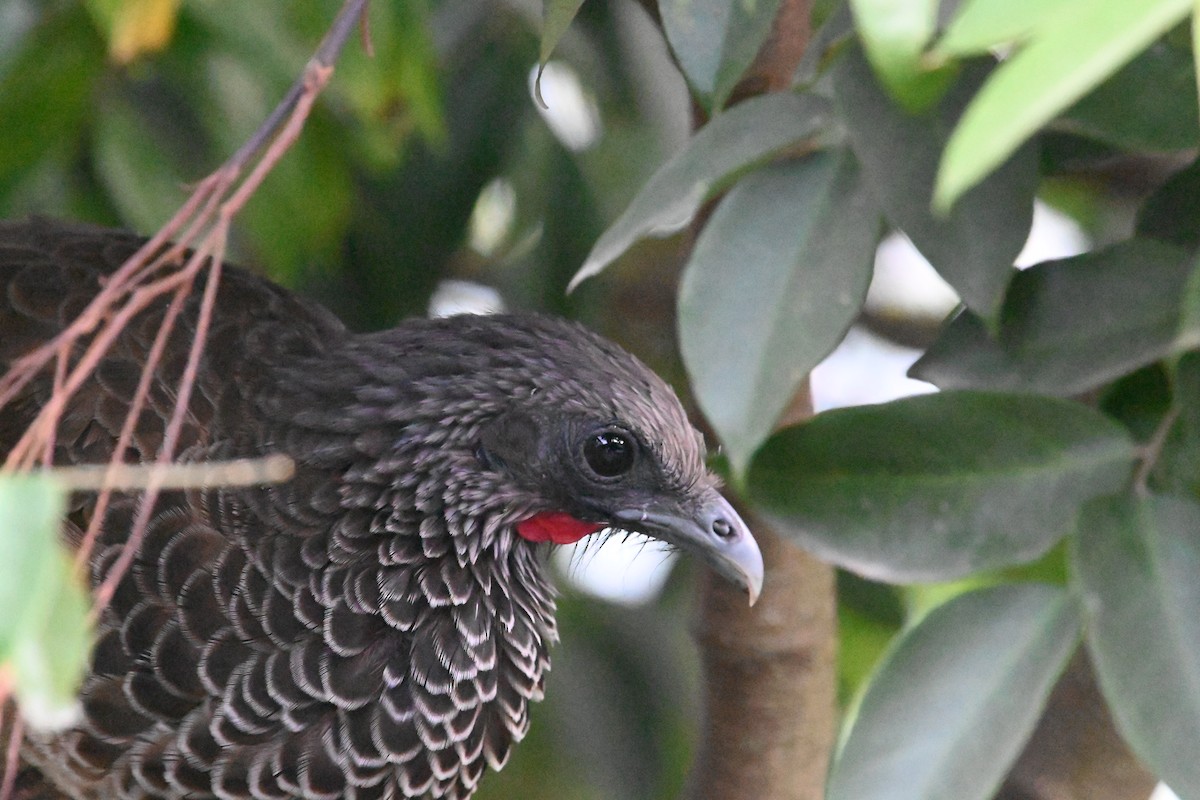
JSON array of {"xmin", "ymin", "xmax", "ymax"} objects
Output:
[
  {"xmin": 828, "ymin": 584, "xmax": 1081, "ymax": 800},
  {"xmin": 935, "ymin": 0, "xmax": 1192, "ymax": 210},
  {"xmin": 834, "ymin": 47, "xmax": 1036, "ymax": 322},
  {"xmin": 1072, "ymin": 494, "xmax": 1200, "ymax": 798},
  {"xmin": 912, "ymin": 240, "xmax": 1199, "ymax": 396},
  {"xmin": 659, "ymin": 0, "xmax": 785, "ymax": 110},
  {"xmin": 847, "ymin": 0, "xmax": 949, "ymax": 110},
  {"xmin": 747, "ymin": 392, "xmax": 1136, "ymax": 582},
  {"xmin": 568, "ymin": 91, "xmax": 831, "ymax": 290},
  {"xmin": 678, "ymin": 150, "xmax": 878, "ymax": 476}
]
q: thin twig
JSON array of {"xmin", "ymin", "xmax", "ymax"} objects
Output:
[
  {"xmin": 0, "ymin": 2, "xmax": 371, "ymax": 791},
  {"xmin": 53, "ymin": 455, "xmax": 295, "ymax": 493},
  {"xmin": 1134, "ymin": 405, "xmax": 1180, "ymax": 496},
  {"xmin": 73, "ymin": 281, "xmax": 191, "ymax": 572}
]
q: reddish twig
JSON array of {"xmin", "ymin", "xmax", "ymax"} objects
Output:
[{"xmin": 0, "ymin": 1, "xmax": 371, "ymax": 793}]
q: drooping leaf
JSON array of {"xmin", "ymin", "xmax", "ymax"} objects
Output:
[
  {"xmin": 678, "ymin": 150, "xmax": 878, "ymax": 476},
  {"xmin": 846, "ymin": 0, "xmax": 951, "ymax": 110},
  {"xmin": 1072, "ymin": 494, "xmax": 1200, "ymax": 798},
  {"xmin": 568, "ymin": 91, "xmax": 831, "ymax": 290},
  {"xmin": 659, "ymin": 0, "xmax": 785, "ymax": 110},
  {"xmin": 935, "ymin": 0, "xmax": 1192, "ymax": 210},
  {"xmin": 747, "ymin": 391, "xmax": 1136, "ymax": 582},
  {"xmin": 912, "ymin": 240, "xmax": 1199, "ymax": 396},
  {"xmin": 834, "ymin": 46, "xmax": 1036, "ymax": 322},
  {"xmin": 828, "ymin": 584, "xmax": 1081, "ymax": 800}
]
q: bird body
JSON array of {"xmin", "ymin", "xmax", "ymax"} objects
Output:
[{"xmin": 0, "ymin": 219, "xmax": 761, "ymax": 800}]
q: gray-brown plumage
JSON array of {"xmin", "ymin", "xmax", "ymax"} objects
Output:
[{"xmin": 0, "ymin": 218, "xmax": 762, "ymax": 800}]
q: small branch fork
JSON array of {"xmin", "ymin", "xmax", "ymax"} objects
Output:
[{"xmin": 0, "ymin": 0, "xmax": 369, "ymax": 785}]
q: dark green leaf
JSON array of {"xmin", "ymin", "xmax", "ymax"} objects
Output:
[
  {"xmin": 828, "ymin": 584, "xmax": 1080, "ymax": 800},
  {"xmin": 1072, "ymin": 494, "xmax": 1200, "ymax": 798},
  {"xmin": 912, "ymin": 240, "xmax": 1199, "ymax": 396},
  {"xmin": 1154, "ymin": 353, "xmax": 1200, "ymax": 495},
  {"xmin": 1138, "ymin": 153, "xmax": 1200, "ymax": 248},
  {"xmin": 659, "ymin": 0, "xmax": 785, "ymax": 110},
  {"xmin": 540, "ymin": 0, "xmax": 587, "ymax": 64},
  {"xmin": 678, "ymin": 151, "xmax": 878, "ymax": 475},
  {"xmin": 1062, "ymin": 40, "xmax": 1199, "ymax": 152},
  {"xmin": 569, "ymin": 91, "xmax": 831, "ymax": 290},
  {"xmin": 834, "ymin": 47, "xmax": 1037, "ymax": 322},
  {"xmin": 935, "ymin": 0, "xmax": 1191, "ymax": 210},
  {"xmin": 748, "ymin": 392, "xmax": 1136, "ymax": 582}
]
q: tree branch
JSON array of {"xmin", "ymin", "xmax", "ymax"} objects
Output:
[{"xmin": 679, "ymin": 3, "xmax": 835, "ymax": 798}]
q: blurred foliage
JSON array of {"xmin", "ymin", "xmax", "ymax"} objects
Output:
[{"xmin": 8, "ymin": 0, "xmax": 1200, "ymax": 799}]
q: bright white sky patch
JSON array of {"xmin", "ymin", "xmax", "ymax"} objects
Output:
[
  {"xmin": 529, "ymin": 61, "xmax": 602, "ymax": 152},
  {"xmin": 555, "ymin": 535, "xmax": 676, "ymax": 606}
]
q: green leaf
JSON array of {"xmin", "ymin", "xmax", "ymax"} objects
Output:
[
  {"xmin": 678, "ymin": 151, "xmax": 878, "ymax": 476},
  {"xmin": 568, "ymin": 91, "xmax": 831, "ymax": 290},
  {"xmin": 935, "ymin": 0, "xmax": 1077, "ymax": 56},
  {"xmin": 0, "ymin": 475, "xmax": 88, "ymax": 731},
  {"xmin": 92, "ymin": 94, "xmax": 190, "ymax": 233},
  {"xmin": 828, "ymin": 584, "xmax": 1081, "ymax": 800},
  {"xmin": 1137, "ymin": 153, "xmax": 1200, "ymax": 248},
  {"xmin": 935, "ymin": 0, "xmax": 1192, "ymax": 210},
  {"xmin": 847, "ymin": 0, "xmax": 951, "ymax": 110},
  {"xmin": 0, "ymin": 475, "xmax": 65, "ymax": 645},
  {"xmin": 659, "ymin": 0, "xmax": 785, "ymax": 110},
  {"xmin": 10, "ymin": 549, "xmax": 90, "ymax": 731},
  {"xmin": 1062, "ymin": 40, "xmax": 1199, "ymax": 152},
  {"xmin": 912, "ymin": 240, "xmax": 1200, "ymax": 396},
  {"xmin": 0, "ymin": 6, "xmax": 105, "ymax": 201},
  {"xmin": 747, "ymin": 391, "xmax": 1136, "ymax": 582},
  {"xmin": 1153, "ymin": 354, "xmax": 1200, "ymax": 496},
  {"xmin": 540, "ymin": 0, "xmax": 587, "ymax": 64},
  {"xmin": 834, "ymin": 47, "xmax": 1036, "ymax": 322},
  {"xmin": 1072, "ymin": 494, "xmax": 1200, "ymax": 797}
]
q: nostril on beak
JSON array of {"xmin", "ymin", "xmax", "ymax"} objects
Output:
[{"xmin": 712, "ymin": 516, "xmax": 734, "ymax": 539}]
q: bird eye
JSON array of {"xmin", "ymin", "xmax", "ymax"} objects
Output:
[{"xmin": 583, "ymin": 430, "xmax": 636, "ymax": 478}]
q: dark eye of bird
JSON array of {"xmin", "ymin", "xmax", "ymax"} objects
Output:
[{"xmin": 583, "ymin": 430, "xmax": 635, "ymax": 478}]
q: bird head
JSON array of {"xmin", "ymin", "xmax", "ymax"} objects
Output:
[{"xmin": 371, "ymin": 313, "xmax": 764, "ymax": 605}]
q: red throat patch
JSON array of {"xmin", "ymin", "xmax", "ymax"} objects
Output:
[{"xmin": 515, "ymin": 512, "xmax": 604, "ymax": 545}]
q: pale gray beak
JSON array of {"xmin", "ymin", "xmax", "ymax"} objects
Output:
[{"xmin": 615, "ymin": 489, "xmax": 763, "ymax": 605}]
